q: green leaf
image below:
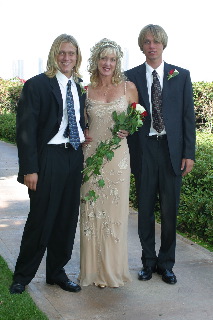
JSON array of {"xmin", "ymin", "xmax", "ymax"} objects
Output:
[
  {"xmin": 94, "ymin": 168, "xmax": 101, "ymax": 175},
  {"xmin": 98, "ymin": 179, "xmax": 105, "ymax": 187},
  {"xmin": 106, "ymin": 150, "xmax": 114, "ymax": 160},
  {"xmin": 84, "ymin": 189, "xmax": 99, "ymax": 202},
  {"xmin": 82, "ymin": 175, "xmax": 89, "ymax": 183},
  {"xmin": 86, "ymin": 157, "xmax": 93, "ymax": 166}
]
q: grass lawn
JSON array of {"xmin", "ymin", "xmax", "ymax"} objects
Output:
[{"xmin": 0, "ymin": 256, "xmax": 48, "ymax": 320}]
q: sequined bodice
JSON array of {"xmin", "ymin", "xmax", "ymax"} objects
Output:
[{"xmin": 85, "ymin": 95, "xmax": 128, "ymax": 148}]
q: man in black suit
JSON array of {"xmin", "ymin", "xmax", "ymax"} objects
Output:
[
  {"xmin": 10, "ymin": 34, "xmax": 86, "ymax": 294},
  {"xmin": 126, "ymin": 24, "xmax": 195, "ymax": 284}
]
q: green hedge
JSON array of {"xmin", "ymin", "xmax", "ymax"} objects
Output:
[
  {"xmin": 0, "ymin": 78, "xmax": 24, "ymax": 114},
  {"xmin": 178, "ymin": 133, "xmax": 213, "ymax": 244},
  {"xmin": 193, "ymin": 82, "xmax": 213, "ymax": 132},
  {"xmin": 0, "ymin": 79, "xmax": 213, "ymax": 133},
  {"xmin": 0, "ymin": 113, "xmax": 16, "ymax": 143},
  {"xmin": 130, "ymin": 132, "xmax": 213, "ymax": 246}
]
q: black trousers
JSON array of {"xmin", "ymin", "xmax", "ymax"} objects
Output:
[
  {"xmin": 137, "ymin": 137, "xmax": 182, "ymax": 270},
  {"xmin": 13, "ymin": 144, "xmax": 83, "ymax": 285}
]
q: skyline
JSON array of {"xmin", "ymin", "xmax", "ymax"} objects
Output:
[{"xmin": 0, "ymin": 0, "xmax": 212, "ymax": 82}]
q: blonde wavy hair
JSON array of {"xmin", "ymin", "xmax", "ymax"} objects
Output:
[
  {"xmin": 45, "ymin": 34, "xmax": 82, "ymax": 81},
  {"xmin": 138, "ymin": 24, "xmax": 168, "ymax": 51},
  {"xmin": 88, "ymin": 38, "xmax": 126, "ymax": 87}
]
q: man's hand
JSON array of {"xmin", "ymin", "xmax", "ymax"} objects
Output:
[
  {"xmin": 24, "ymin": 173, "xmax": 38, "ymax": 191},
  {"xmin": 181, "ymin": 159, "xmax": 194, "ymax": 177}
]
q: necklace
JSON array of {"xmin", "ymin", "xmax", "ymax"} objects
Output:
[{"xmin": 104, "ymin": 85, "xmax": 114, "ymax": 96}]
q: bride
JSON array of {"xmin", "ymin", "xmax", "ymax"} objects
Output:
[{"xmin": 79, "ymin": 38, "xmax": 138, "ymax": 288}]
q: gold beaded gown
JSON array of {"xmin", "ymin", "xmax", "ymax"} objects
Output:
[{"xmin": 79, "ymin": 93, "xmax": 132, "ymax": 287}]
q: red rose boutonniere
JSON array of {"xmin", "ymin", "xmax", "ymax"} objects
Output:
[
  {"xmin": 80, "ymin": 83, "xmax": 88, "ymax": 95},
  {"xmin": 167, "ymin": 69, "xmax": 179, "ymax": 80}
]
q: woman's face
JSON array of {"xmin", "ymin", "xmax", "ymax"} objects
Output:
[{"xmin": 97, "ymin": 50, "xmax": 117, "ymax": 77}]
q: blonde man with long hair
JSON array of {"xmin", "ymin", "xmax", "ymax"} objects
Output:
[
  {"xmin": 126, "ymin": 24, "xmax": 195, "ymax": 285},
  {"xmin": 10, "ymin": 34, "xmax": 85, "ymax": 294}
]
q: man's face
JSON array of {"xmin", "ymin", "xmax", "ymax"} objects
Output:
[
  {"xmin": 142, "ymin": 32, "xmax": 164, "ymax": 64},
  {"xmin": 56, "ymin": 42, "xmax": 77, "ymax": 78}
]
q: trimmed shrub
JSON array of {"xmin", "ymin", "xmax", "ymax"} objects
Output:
[
  {"xmin": 0, "ymin": 113, "xmax": 16, "ymax": 143},
  {"xmin": 193, "ymin": 82, "xmax": 213, "ymax": 132},
  {"xmin": 0, "ymin": 77, "xmax": 24, "ymax": 114},
  {"xmin": 178, "ymin": 132, "xmax": 213, "ymax": 244}
]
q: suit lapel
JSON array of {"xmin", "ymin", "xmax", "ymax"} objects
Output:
[
  {"xmin": 50, "ymin": 77, "xmax": 64, "ymax": 125},
  {"xmin": 76, "ymin": 81, "xmax": 86, "ymax": 130},
  {"xmin": 50, "ymin": 77, "xmax": 63, "ymax": 106},
  {"xmin": 162, "ymin": 62, "xmax": 172, "ymax": 115},
  {"xmin": 162, "ymin": 62, "xmax": 170, "ymax": 99},
  {"xmin": 135, "ymin": 63, "xmax": 150, "ymax": 116},
  {"xmin": 76, "ymin": 82, "xmax": 84, "ymax": 110}
]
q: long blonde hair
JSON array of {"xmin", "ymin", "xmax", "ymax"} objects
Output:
[
  {"xmin": 45, "ymin": 34, "xmax": 82, "ymax": 82},
  {"xmin": 88, "ymin": 38, "xmax": 126, "ymax": 87}
]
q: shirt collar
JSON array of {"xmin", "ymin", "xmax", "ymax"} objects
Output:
[
  {"xmin": 146, "ymin": 61, "xmax": 164, "ymax": 78},
  {"xmin": 56, "ymin": 70, "xmax": 74, "ymax": 88}
]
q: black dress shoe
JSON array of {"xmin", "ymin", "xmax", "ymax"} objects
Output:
[
  {"xmin": 46, "ymin": 279, "xmax": 81, "ymax": 292},
  {"xmin": 138, "ymin": 266, "xmax": 156, "ymax": 281},
  {"xmin": 10, "ymin": 282, "xmax": 25, "ymax": 294},
  {"xmin": 157, "ymin": 268, "xmax": 177, "ymax": 284}
]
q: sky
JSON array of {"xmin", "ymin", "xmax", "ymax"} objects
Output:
[{"xmin": 0, "ymin": 0, "xmax": 212, "ymax": 82}]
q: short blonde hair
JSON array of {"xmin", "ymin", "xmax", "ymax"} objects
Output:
[
  {"xmin": 138, "ymin": 24, "xmax": 168, "ymax": 51},
  {"xmin": 88, "ymin": 38, "xmax": 126, "ymax": 87},
  {"xmin": 45, "ymin": 34, "xmax": 82, "ymax": 81}
]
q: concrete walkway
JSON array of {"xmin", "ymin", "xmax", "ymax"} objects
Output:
[{"xmin": 0, "ymin": 140, "xmax": 213, "ymax": 320}]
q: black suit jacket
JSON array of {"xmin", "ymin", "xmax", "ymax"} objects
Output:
[
  {"xmin": 126, "ymin": 62, "xmax": 196, "ymax": 176},
  {"xmin": 16, "ymin": 73, "xmax": 85, "ymax": 183}
]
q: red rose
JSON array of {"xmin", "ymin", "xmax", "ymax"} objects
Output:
[
  {"xmin": 131, "ymin": 102, "xmax": 137, "ymax": 109},
  {"xmin": 142, "ymin": 111, "xmax": 148, "ymax": 117},
  {"xmin": 84, "ymin": 86, "xmax": 88, "ymax": 90},
  {"xmin": 169, "ymin": 69, "xmax": 175, "ymax": 75}
]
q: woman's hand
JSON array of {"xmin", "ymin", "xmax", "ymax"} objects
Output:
[
  {"xmin": 83, "ymin": 128, "xmax": 93, "ymax": 145},
  {"xmin": 117, "ymin": 130, "xmax": 129, "ymax": 139}
]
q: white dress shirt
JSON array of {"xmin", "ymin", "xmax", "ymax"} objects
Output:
[
  {"xmin": 48, "ymin": 70, "xmax": 85, "ymax": 144},
  {"xmin": 146, "ymin": 61, "xmax": 166, "ymax": 136}
]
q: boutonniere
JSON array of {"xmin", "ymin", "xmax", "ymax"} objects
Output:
[
  {"xmin": 80, "ymin": 83, "xmax": 88, "ymax": 95},
  {"xmin": 167, "ymin": 69, "xmax": 179, "ymax": 80}
]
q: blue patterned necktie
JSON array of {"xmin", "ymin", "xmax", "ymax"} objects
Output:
[
  {"xmin": 151, "ymin": 70, "xmax": 164, "ymax": 133},
  {"xmin": 63, "ymin": 80, "xmax": 80, "ymax": 150}
]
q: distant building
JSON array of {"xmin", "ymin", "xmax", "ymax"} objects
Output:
[
  {"xmin": 12, "ymin": 60, "xmax": 24, "ymax": 79},
  {"xmin": 123, "ymin": 48, "xmax": 129, "ymax": 71}
]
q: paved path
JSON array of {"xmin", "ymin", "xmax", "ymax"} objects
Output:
[{"xmin": 0, "ymin": 140, "xmax": 213, "ymax": 320}]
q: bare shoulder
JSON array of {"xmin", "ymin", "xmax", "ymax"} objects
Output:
[
  {"xmin": 125, "ymin": 81, "xmax": 138, "ymax": 104},
  {"xmin": 126, "ymin": 80, "xmax": 137, "ymax": 91}
]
